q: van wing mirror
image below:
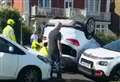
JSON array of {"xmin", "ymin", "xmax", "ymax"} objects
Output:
[{"xmin": 9, "ymin": 46, "xmax": 14, "ymax": 53}]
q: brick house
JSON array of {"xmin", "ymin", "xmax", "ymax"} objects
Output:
[
  {"xmin": 37, "ymin": 0, "xmax": 111, "ymax": 33},
  {"xmin": 7, "ymin": 0, "xmax": 111, "ymax": 20},
  {"xmin": 37, "ymin": 0, "xmax": 110, "ymax": 17},
  {"xmin": 2, "ymin": 0, "xmax": 111, "ymax": 33},
  {"xmin": 11, "ymin": 0, "xmax": 24, "ymax": 14}
]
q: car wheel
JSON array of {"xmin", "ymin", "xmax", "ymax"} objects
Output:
[
  {"xmin": 110, "ymin": 68, "xmax": 120, "ymax": 81},
  {"xmin": 18, "ymin": 67, "xmax": 41, "ymax": 82},
  {"xmin": 85, "ymin": 17, "xmax": 95, "ymax": 39}
]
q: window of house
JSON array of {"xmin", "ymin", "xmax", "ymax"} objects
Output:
[
  {"xmin": 86, "ymin": 0, "xmax": 101, "ymax": 13},
  {"xmin": 86, "ymin": 0, "xmax": 94, "ymax": 12},
  {"xmin": 39, "ymin": 0, "xmax": 51, "ymax": 8},
  {"xmin": 97, "ymin": 25, "xmax": 100, "ymax": 28},
  {"xmin": 39, "ymin": 0, "xmax": 43, "ymax": 7},
  {"xmin": 64, "ymin": 0, "xmax": 73, "ymax": 8},
  {"xmin": 45, "ymin": 0, "xmax": 49, "ymax": 8},
  {"xmin": 95, "ymin": 0, "xmax": 100, "ymax": 12},
  {"xmin": 69, "ymin": 2, "xmax": 72, "ymax": 8},
  {"xmin": 65, "ymin": 2, "xmax": 68, "ymax": 8},
  {"xmin": 101, "ymin": 25, "xmax": 105, "ymax": 28}
]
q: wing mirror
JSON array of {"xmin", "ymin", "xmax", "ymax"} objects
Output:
[{"xmin": 9, "ymin": 46, "xmax": 14, "ymax": 53}]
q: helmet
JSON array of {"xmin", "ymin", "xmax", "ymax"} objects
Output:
[{"xmin": 7, "ymin": 19, "xmax": 15, "ymax": 26}]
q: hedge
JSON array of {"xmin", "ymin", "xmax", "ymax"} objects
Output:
[{"xmin": 95, "ymin": 32, "xmax": 117, "ymax": 45}]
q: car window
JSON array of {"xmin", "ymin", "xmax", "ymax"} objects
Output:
[
  {"xmin": 0, "ymin": 37, "xmax": 10, "ymax": 53},
  {"xmin": 0, "ymin": 37, "xmax": 25, "ymax": 55},
  {"xmin": 104, "ymin": 39, "xmax": 120, "ymax": 52}
]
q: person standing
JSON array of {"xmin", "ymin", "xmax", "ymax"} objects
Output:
[
  {"xmin": 48, "ymin": 22, "xmax": 62, "ymax": 79},
  {"xmin": 30, "ymin": 31, "xmax": 39, "ymax": 44},
  {"xmin": 2, "ymin": 18, "xmax": 16, "ymax": 42}
]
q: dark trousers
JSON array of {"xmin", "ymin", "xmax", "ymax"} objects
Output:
[{"xmin": 50, "ymin": 54, "xmax": 62, "ymax": 78}]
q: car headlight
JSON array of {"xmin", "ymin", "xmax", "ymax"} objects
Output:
[
  {"xmin": 98, "ymin": 61, "xmax": 108, "ymax": 66},
  {"xmin": 37, "ymin": 55, "xmax": 51, "ymax": 63}
]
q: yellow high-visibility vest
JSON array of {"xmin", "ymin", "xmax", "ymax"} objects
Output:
[
  {"xmin": 31, "ymin": 40, "xmax": 42, "ymax": 51},
  {"xmin": 39, "ymin": 46, "xmax": 48, "ymax": 57},
  {"xmin": 2, "ymin": 25, "xmax": 16, "ymax": 42}
]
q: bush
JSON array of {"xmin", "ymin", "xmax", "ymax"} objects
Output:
[{"xmin": 95, "ymin": 32, "xmax": 117, "ymax": 45}]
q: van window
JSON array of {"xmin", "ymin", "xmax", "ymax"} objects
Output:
[{"xmin": 0, "ymin": 37, "xmax": 25, "ymax": 55}]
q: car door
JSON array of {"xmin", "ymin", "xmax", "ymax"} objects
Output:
[{"xmin": 0, "ymin": 37, "xmax": 19, "ymax": 78}]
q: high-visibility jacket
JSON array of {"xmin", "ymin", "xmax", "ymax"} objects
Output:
[
  {"xmin": 2, "ymin": 25, "xmax": 16, "ymax": 42},
  {"xmin": 31, "ymin": 40, "xmax": 42, "ymax": 51},
  {"xmin": 39, "ymin": 46, "xmax": 48, "ymax": 57}
]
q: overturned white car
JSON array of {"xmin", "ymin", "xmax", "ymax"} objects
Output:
[{"xmin": 42, "ymin": 17, "xmax": 100, "ymax": 70}]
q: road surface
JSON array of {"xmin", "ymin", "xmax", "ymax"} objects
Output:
[
  {"xmin": 0, "ymin": 72, "xmax": 95, "ymax": 82},
  {"xmin": 43, "ymin": 72, "xmax": 95, "ymax": 82}
]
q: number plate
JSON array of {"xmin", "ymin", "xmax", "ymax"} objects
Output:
[{"xmin": 80, "ymin": 61, "xmax": 91, "ymax": 68}]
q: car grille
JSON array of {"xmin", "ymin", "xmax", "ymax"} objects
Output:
[
  {"xmin": 78, "ymin": 64, "xmax": 93, "ymax": 75},
  {"xmin": 61, "ymin": 44, "xmax": 76, "ymax": 57}
]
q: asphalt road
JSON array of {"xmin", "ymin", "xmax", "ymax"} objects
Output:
[
  {"xmin": 43, "ymin": 72, "xmax": 95, "ymax": 82},
  {"xmin": 0, "ymin": 72, "xmax": 94, "ymax": 82}
]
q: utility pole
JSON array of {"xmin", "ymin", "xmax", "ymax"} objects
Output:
[{"xmin": 24, "ymin": 0, "xmax": 31, "ymax": 27}]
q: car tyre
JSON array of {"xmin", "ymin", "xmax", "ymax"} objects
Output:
[
  {"xmin": 110, "ymin": 67, "xmax": 120, "ymax": 81},
  {"xmin": 85, "ymin": 17, "xmax": 95, "ymax": 40},
  {"xmin": 17, "ymin": 67, "xmax": 41, "ymax": 82}
]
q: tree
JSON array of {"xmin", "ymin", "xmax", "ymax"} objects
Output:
[
  {"xmin": 0, "ymin": 6, "xmax": 32, "ymax": 45},
  {"xmin": 0, "ymin": 6, "xmax": 21, "ymax": 42}
]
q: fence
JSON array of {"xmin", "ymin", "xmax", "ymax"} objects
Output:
[{"xmin": 37, "ymin": 8, "xmax": 111, "ymax": 21}]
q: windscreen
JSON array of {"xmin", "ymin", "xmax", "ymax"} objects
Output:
[{"xmin": 104, "ymin": 39, "xmax": 120, "ymax": 52}]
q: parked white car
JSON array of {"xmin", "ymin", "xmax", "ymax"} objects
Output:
[
  {"xmin": 0, "ymin": 35, "xmax": 51, "ymax": 82},
  {"xmin": 43, "ymin": 18, "xmax": 100, "ymax": 69},
  {"xmin": 78, "ymin": 39, "xmax": 120, "ymax": 81}
]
